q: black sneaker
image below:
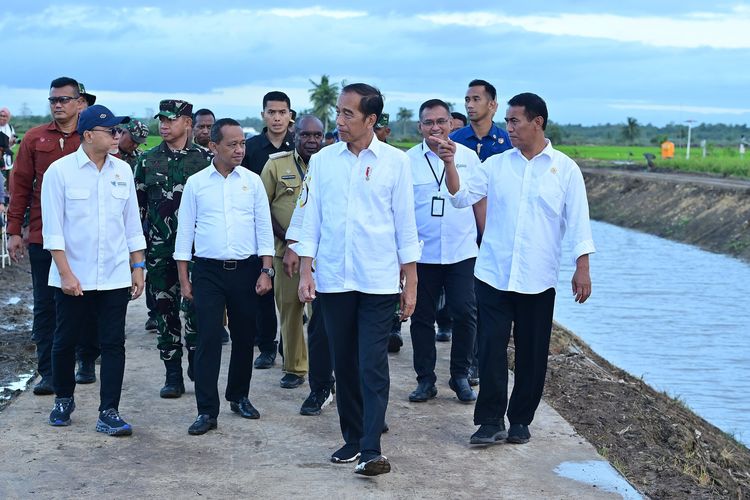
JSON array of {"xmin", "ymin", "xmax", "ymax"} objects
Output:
[
  {"xmin": 49, "ymin": 397, "xmax": 75, "ymax": 426},
  {"xmin": 387, "ymin": 332, "xmax": 403, "ymax": 353},
  {"xmin": 145, "ymin": 317, "xmax": 158, "ymax": 331},
  {"xmin": 96, "ymin": 408, "xmax": 133, "ymax": 436},
  {"xmin": 253, "ymin": 351, "xmax": 275, "ymax": 369},
  {"xmin": 33, "ymin": 377, "xmax": 55, "ymax": 396},
  {"xmin": 331, "ymin": 444, "xmax": 360, "ymax": 463},
  {"xmin": 470, "ymin": 424, "xmax": 507, "ymax": 445},
  {"xmin": 300, "ymin": 388, "xmax": 333, "ymax": 416},
  {"xmin": 354, "ymin": 455, "xmax": 391, "ymax": 476},
  {"xmin": 506, "ymin": 424, "xmax": 531, "ymax": 444}
]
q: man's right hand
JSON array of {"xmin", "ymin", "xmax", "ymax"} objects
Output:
[
  {"xmin": 179, "ymin": 277, "xmax": 193, "ymax": 301},
  {"xmin": 60, "ymin": 271, "xmax": 83, "ymax": 296},
  {"xmin": 283, "ymin": 246, "xmax": 300, "ymax": 277},
  {"xmin": 298, "ymin": 271, "xmax": 316, "ymax": 303},
  {"xmin": 8, "ymin": 235, "xmax": 25, "ymax": 263}
]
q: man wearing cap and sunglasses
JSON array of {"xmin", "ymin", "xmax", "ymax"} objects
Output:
[
  {"xmin": 41, "ymin": 104, "xmax": 146, "ymax": 435},
  {"xmin": 134, "ymin": 99, "xmax": 212, "ymax": 399},
  {"xmin": 7, "ymin": 76, "xmax": 101, "ymax": 396}
]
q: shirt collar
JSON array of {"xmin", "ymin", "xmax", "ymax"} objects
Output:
[
  {"xmin": 420, "ymin": 139, "xmax": 439, "ymax": 159},
  {"xmin": 260, "ymin": 129, "xmax": 294, "ymax": 150},
  {"xmin": 75, "ymin": 145, "xmax": 115, "ymax": 170},
  {"xmin": 293, "ymin": 149, "xmax": 309, "ymax": 169},
  {"xmin": 209, "ymin": 160, "xmax": 242, "ymax": 178},
  {"xmin": 338, "ymin": 132, "xmax": 381, "ymax": 158},
  {"xmin": 511, "ymin": 139, "xmax": 554, "ymax": 161}
]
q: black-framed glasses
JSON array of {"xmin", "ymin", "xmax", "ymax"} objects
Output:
[
  {"xmin": 90, "ymin": 127, "xmax": 123, "ymax": 138},
  {"xmin": 420, "ymin": 118, "xmax": 450, "ymax": 127},
  {"xmin": 48, "ymin": 96, "xmax": 79, "ymax": 105}
]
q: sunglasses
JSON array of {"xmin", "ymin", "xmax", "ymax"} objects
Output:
[
  {"xmin": 48, "ymin": 96, "xmax": 80, "ymax": 105},
  {"xmin": 90, "ymin": 127, "xmax": 123, "ymax": 138}
]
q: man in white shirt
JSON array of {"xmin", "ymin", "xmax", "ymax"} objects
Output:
[
  {"xmin": 297, "ymin": 83, "xmax": 421, "ymax": 476},
  {"xmin": 406, "ymin": 99, "xmax": 480, "ymax": 404},
  {"xmin": 41, "ymin": 105, "xmax": 146, "ymax": 436},
  {"xmin": 443, "ymin": 92, "xmax": 595, "ymax": 446},
  {"xmin": 174, "ymin": 118, "xmax": 274, "ymax": 435}
]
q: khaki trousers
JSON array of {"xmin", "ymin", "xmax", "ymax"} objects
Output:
[{"xmin": 273, "ymin": 257, "xmax": 308, "ymax": 376}]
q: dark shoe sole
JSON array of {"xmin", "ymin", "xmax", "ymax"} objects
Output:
[
  {"xmin": 408, "ymin": 387, "xmax": 438, "ymax": 402},
  {"xmin": 470, "ymin": 430, "xmax": 508, "ymax": 445},
  {"xmin": 506, "ymin": 435, "xmax": 530, "ymax": 444},
  {"xmin": 354, "ymin": 456, "xmax": 391, "ymax": 476},
  {"xmin": 34, "ymin": 386, "xmax": 55, "ymax": 396},
  {"xmin": 160, "ymin": 384, "xmax": 186, "ymax": 398},
  {"xmin": 188, "ymin": 423, "xmax": 217, "ymax": 435},
  {"xmin": 280, "ymin": 378, "xmax": 305, "ymax": 389},
  {"xmin": 230, "ymin": 404, "xmax": 260, "ymax": 419},
  {"xmin": 75, "ymin": 374, "xmax": 96, "ymax": 384}
]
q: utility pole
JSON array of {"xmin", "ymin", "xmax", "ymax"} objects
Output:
[{"xmin": 685, "ymin": 119, "xmax": 696, "ymax": 160}]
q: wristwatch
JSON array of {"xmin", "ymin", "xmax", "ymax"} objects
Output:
[{"xmin": 261, "ymin": 267, "xmax": 275, "ymax": 278}]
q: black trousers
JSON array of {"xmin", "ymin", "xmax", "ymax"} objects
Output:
[
  {"xmin": 473, "ymin": 280, "xmax": 555, "ymax": 427},
  {"xmin": 29, "ymin": 244, "xmax": 99, "ymax": 379},
  {"xmin": 320, "ymin": 291, "xmax": 398, "ymax": 457},
  {"xmin": 251, "ymin": 256, "xmax": 278, "ymax": 354},
  {"xmin": 52, "ymin": 288, "xmax": 130, "ymax": 411},
  {"xmin": 435, "ymin": 288, "xmax": 452, "ymax": 330},
  {"xmin": 192, "ymin": 257, "xmax": 258, "ymax": 418},
  {"xmin": 410, "ymin": 258, "xmax": 477, "ymax": 385},
  {"xmin": 307, "ymin": 298, "xmax": 334, "ymax": 392}
]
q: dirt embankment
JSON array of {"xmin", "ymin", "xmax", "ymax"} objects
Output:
[{"xmin": 582, "ymin": 166, "xmax": 750, "ymax": 262}]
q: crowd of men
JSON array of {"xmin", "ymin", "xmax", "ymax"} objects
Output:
[{"xmin": 3, "ymin": 76, "xmax": 594, "ymax": 477}]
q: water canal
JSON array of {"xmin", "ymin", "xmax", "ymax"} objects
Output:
[{"xmin": 554, "ymin": 220, "xmax": 750, "ymax": 446}]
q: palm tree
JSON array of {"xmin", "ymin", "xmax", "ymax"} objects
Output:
[
  {"xmin": 622, "ymin": 117, "xmax": 640, "ymax": 145},
  {"xmin": 308, "ymin": 75, "xmax": 339, "ymax": 133},
  {"xmin": 397, "ymin": 107, "xmax": 414, "ymax": 136}
]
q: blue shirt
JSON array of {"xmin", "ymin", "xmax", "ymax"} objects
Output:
[{"xmin": 449, "ymin": 123, "xmax": 512, "ymax": 161}]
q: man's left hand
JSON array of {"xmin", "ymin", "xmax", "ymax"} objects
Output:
[
  {"xmin": 131, "ymin": 268, "xmax": 144, "ymax": 300},
  {"xmin": 256, "ymin": 274, "xmax": 272, "ymax": 295},
  {"xmin": 571, "ymin": 267, "xmax": 592, "ymax": 303}
]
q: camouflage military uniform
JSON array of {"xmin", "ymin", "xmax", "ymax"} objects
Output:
[
  {"xmin": 134, "ymin": 141, "xmax": 212, "ymax": 361},
  {"xmin": 119, "ymin": 147, "xmax": 143, "ymax": 171}
]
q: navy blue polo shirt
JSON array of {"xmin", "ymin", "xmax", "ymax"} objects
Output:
[{"xmin": 449, "ymin": 123, "xmax": 512, "ymax": 161}]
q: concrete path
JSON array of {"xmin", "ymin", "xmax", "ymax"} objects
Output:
[{"xmin": 0, "ymin": 295, "xmax": 637, "ymax": 499}]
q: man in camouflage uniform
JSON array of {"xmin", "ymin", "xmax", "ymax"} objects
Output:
[
  {"xmin": 134, "ymin": 99, "xmax": 212, "ymax": 398},
  {"xmin": 118, "ymin": 119, "xmax": 149, "ymax": 171}
]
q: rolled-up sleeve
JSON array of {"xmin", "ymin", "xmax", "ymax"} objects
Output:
[
  {"xmin": 565, "ymin": 165, "xmax": 596, "ymax": 263},
  {"xmin": 173, "ymin": 176, "xmax": 197, "ymax": 261},
  {"xmin": 252, "ymin": 175, "xmax": 275, "ymax": 257},
  {"xmin": 448, "ymin": 157, "xmax": 489, "ymax": 209},
  {"xmin": 124, "ymin": 170, "xmax": 147, "ymax": 252},
  {"xmin": 40, "ymin": 163, "xmax": 65, "ymax": 251},
  {"xmin": 296, "ymin": 160, "xmax": 321, "ymax": 259},
  {"xmin": 392, "ymin": 154, "xmax": 421, "ymax": 264}
]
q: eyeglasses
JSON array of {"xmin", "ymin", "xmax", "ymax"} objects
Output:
[
  {"xmin": 48, "ymin": 96, "xmax": 80, "ymax": 105},
  {"xmin": 298, "ymin": 131, "xmax": 323, "ymax": 139},
  {"xmin": 420, "ymin": 118, "xmax": 450, "ymax": 128},
  {"xmin": 90, "ymin": 127, "xmax": 123, "ymax": 138}
]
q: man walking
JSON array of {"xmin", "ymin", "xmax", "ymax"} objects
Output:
[
  {"xmin": 297, "ymin": 83, "xmax": 420, "ymax": 476},
  {"xmin": 41, "ymin": 104, "xmax": 145, "ymax": 435},
  {"xmin": 260, "ymin": 115, "xmax": 325, "ymax": 389},
  {"xmin": 443, "ymin": 92, "xmax": 595, "ymax": 445},
  {"xmin": 134, "ymin": 99, "xmax": 212, "ymax": 398},
  {"xmin": 174, "ymin": 118, "xmax": 274, "ymax": 435}
]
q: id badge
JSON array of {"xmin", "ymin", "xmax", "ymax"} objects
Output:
[{"xmin": 431, "ymin": 196, "xmax": 445, "ymax": 217}]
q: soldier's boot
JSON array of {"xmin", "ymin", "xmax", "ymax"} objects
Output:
[
  {"xmin": 186, "ymin": 349, "xmax": 195, "ymax": 382},
  {"xmin": 160, "ymin": 359, "xmax": 185, "ymax": 398}
]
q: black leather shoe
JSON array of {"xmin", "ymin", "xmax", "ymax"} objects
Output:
[
  {"xmin": 75, "ymin": 360, "xmax": 96, "ymax": 384},
  {"xmin": 144, "ymin": 317, "xmax": 158, "ymax": 332},
  {"xmin": 188, "ymin": 414, "xmax": 217, "ymax": 435},
  {"xmin": 435, "ymin": 327, "xmax": 452, "ymax": 342},
  {"xmin": 470, "ymin": 424, "xmax": 508, "ymax": 445},
  {"xmin": 506, "ymin": 423, "xmax": 531, "ymax": 444},
  {"xmin": 160, "ymin": 382, "xmax": 185, "ymax": 398},
  {"xmin": 33, "ymin": 377, "xmax": 54, "ymax": 395},
  {"xmin": 253, "ymin": 351, "xmax": 275, "ymax": 369},
  {"xmin": 408, "ymin": 382, "xmax": 438, "ymax": 402},
  {"xmin": 449, "ymin": 377, "xmax": 477, "ymax": 403},
  {"xmin": 280, "ymin": 373, "xmax": 305, "ymax": 389},
  {"xmin": 468, "ymin": 364, "xmax": 479, "ymax": 386},
  {"xmin": 387, "ymin": 332, "xmax": 403, "ymax": 353},
  {"xmin": 230, "ymin": 397, "xmax": 260, "ymax": 419}
]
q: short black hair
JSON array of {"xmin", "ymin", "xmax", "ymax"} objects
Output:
[
  {"xmin": 210, "ymin": 118, "xmax": 241, "ymax": 143},
  {"xmin": 50, "ymin": 77, "xmax": 80, "ymax": 95},
  {"xmin": 263, "ymin": 91, "xmax": 291, "ymax": 110},
  {"xmin": 451, "ymin": 112, "xmax": 467, "ymax": 126},
  {"xmin": 193, "ymin": 108, "xmax": 215, "ymax": 121},
  {"xmin": 419, "ymin": 99, "xmax": 451, "ymax": 120},
  {"xmin": 507, "ymin": 92, "xmax": 548, "ymax": 130},
  {"xmin": 341, "ymin": 83, "xmax": 384, "ymax": 122},
  {"xmin": 325, "ymin": 132, "xmax": 335, "ymax": 140},
  {"xmin": 468, "ymin": 79, "xmax": 497, "ymax": 101}
]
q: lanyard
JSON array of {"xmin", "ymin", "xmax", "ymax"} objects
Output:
[
  {"xmin": 424, "ymin": 153, "xmax": 445, "ymax": 192},
  {"xmin": 292, "ymin": 154, "xmax": 306, "ymax": 180}
]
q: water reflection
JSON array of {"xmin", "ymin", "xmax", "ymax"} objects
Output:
[{"xmin": 555, "ymin": 220, "xmax": 750, "ymax": 446}]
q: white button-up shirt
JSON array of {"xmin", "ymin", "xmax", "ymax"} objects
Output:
[
  {"xmin": 407, "ymin": 140, "xmax": 479, "ymax": 265},
  {"xmin": 450, "ymin": 140, "xmax": 595, "ymax": 294},
  {"xmin": 41, "ymin": 147, "xmax": 146, "ymax": 290},
  {"xmin": 173, "ymin": 162, "xmax": 274, "ymax": 261},
  {"xmin": 296, "ymin": 135, "xmax": 421, "ymax": 294}
]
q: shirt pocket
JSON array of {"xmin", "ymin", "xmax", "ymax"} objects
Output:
[
  {"xmin": 111, "ymin": 185, "xmax": 129, "ymax": 214},
  {"xmin": 537, "ymin": 178, "xmax": 564, "ymax": 219},
  {"xmin": 278, "ymin": 175, "xmax": 301, "ymax": 198},
  {"xmin": 65, "ymin": 188, "xmax": 90, "ymax": 218}
]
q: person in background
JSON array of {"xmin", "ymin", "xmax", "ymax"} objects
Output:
[
  {"xmin": 192, "ymin": 109, "xmax": 215, "ymax": 149},
  {"xmin": 450, "ymin": 112, "xmax": 467, "ymax": 133},
  {"xmin": 0, "ymin": 108, "xmax": 17, "ymax": 169},
  {"xmin": 117, "ymin": 119, "xmax": 150, "ymax": 171}
]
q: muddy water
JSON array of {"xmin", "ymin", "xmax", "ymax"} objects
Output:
[{"xmin": 554, "ymin": 220, "xmax": 750, "ymax": 446}]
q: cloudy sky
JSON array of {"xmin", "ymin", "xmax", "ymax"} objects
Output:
[{"xmin": 2, "ymin": 1, "xmax": 749, "ymax": 126}]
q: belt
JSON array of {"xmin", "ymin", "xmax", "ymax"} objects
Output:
[{"xmin": 193, "ymin": 256, "xmax": 254, "ymax": 271}]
